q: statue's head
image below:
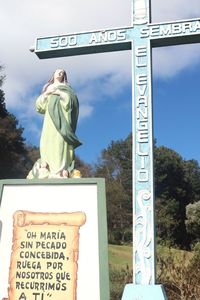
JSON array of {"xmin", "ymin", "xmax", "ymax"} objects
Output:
[
  {"xmin": 42, "ymin": 69, "xmax": 68, "ymax": 92},
  {"xmin": 53, "ymin": 69, "xmax": 68, "ymax": 83}
]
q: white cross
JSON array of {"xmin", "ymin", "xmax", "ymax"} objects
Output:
[{"xmin": 31, "ymin": 0, "xmax": 200, "ymax": 286}]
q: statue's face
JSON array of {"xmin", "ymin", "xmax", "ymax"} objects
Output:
[{"xmin": 54, "ymin": 69, "xmax": 65, "ymax": 82}]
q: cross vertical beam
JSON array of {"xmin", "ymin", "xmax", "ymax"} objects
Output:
[
  {"xmin": 132, "ymin": 0, "xmax": 156, "ymax": 285},
  {"xmin": 133, "ymin": 37, "xmax": 156, "ymax": 285}
]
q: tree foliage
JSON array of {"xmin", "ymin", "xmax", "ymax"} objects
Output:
[
  {"xmin": 185, "ymin": 201, "xmax": 200, "ymax": 243},
  {"xmin": 94, "ymin": 134, "xmax": 200, "ymax": 248},
  {"xmin": 154, "ymin": 144, "xmax": 200, "ymax": 248},
  {"xmin": 74, "ymin": 156, "xmax": 93, "ymax": 177},
  {"xmin": 94, "ymin": 134, "xmax": 132, "ymax": 243},
  {"xmin": 0, "ymin": 67, "xmax": 34, "ymax": 178}
]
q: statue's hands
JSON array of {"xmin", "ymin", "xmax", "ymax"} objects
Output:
[
  {"xmin": 56, "ymin": 90, "xmax": 66, "ymax": 100},
  {"xmin": 43, "ymin": 85, "xmax": 65, "ymax": 100},
  {"xmin": 45, "ymin": 85, "xmax": 57, "ymax": 95},
  {"xmin": 51, "ymin": 89, "xmax": 66, "ymax": 100}
]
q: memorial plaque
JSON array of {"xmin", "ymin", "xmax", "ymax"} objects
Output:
[
  {"xmin": 8, "ymin": 211, "xmax": 86, "ymax": 300},
  {"xmin": 0, "ymin": 179, "xmax": 109, "ymax": 300}
]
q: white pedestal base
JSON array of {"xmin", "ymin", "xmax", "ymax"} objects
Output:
[{"xmin": 122, "ymin": 283, "xmax": 168, "ymax": 300}]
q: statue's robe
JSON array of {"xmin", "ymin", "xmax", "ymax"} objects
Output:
[{"xmin": 36, "ymin": 84, "xmax": 82, "ymax": 175}]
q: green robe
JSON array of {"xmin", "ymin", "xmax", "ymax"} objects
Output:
[{"xmin": 36, "ymin": 84, "xmax": 82, "ymax": 175}]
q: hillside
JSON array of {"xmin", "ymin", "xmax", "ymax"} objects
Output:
[{"xmin": 108, "ymin": 244, "xmax": 197, "ymax": 299}]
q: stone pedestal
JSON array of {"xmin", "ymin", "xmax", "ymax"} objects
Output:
[{"xmin": 122, "ymin": 284, "xmax": 168, "ymax": 300}]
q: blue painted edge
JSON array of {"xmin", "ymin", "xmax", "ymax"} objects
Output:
[{"xmin": 121, "ymin": 284, "xmax": 168, "ymax": 300}]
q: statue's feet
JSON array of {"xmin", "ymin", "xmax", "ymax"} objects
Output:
[
  {"xmin": 70, "ymin": 169, "xmax": 82, "ymax": 178},
  {"xmin": 27, "ymin": 160, "xmax": 82, "ymax": 179},
  {"xmin": 62, "ymin": 169, "xmax": 69, "ymax": 178}
]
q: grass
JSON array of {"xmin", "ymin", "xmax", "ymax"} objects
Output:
[
  {"xmin": 108, "ymin": 243, "xmax": 193, "ymax": 270},
  {"xmin": 108, "ymin": 243, "xmax": 197, "ymax": 299},
  {"xmin": 108, "ymin": 244, "xmax": 132, "ymax": 300},
  {"xmin": 108, "ymin": 244, "xmax": 132, "ymax": 270}
]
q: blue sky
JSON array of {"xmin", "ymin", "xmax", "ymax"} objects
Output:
[
  {"xmin": 76, "ymin": 71, "xmax": 132, "ymax": 163},
  {"xmin": 1, "ymin": 0, "xmax": 200, "ymax": 164},
  {"xmin": 153, "ymin": 44, "xmax": 200, "ymax": 163}
]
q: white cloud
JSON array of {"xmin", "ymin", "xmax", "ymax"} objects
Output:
[
  {"xmin": 0, "ymin": 0, "xmax": 131, "ymax": 110},
  {"xmin": 150, "ymin": 0, "xmax": 200, "ymax": 79},
  {"xmin": 152, "ymin": 44, "xmax": 200, "ymax": 78},
  {"xmin": 79, "ymin": 104, "xmax": 94, "ymax": 120},
  {"xmin": 0, "ymin": 0, "xmax": 200, "ymax": 139},
  {"xmin": 151, "ymin": 0, "xmax": 200, "ymax": 22}
]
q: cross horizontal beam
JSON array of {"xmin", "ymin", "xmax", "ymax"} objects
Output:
[
  {"xmin": 146, "ymin": 18, "xmax": 200, "ymax": 47},
  {"xmin": 32, "ymin": 27, "xmax": 133, "ymax": 59},
  {"xmin": 32, "ymin": 18, "xmax": 200, "ymax": 59}
]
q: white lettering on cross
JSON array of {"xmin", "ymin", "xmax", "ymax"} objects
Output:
[
  {"xmin": 135, "ymin": 38, "xmax": 149, "ymax": 183},
  {"xmin": 140, "ymin": 20, "xmax": 200, "ymax": 40},
  {"xmin": 135, "ymin": 45, "xmax": 147, "ymax": 67},
  {"xmin": 193, "ymin": 21, "xmax": 200, "ymax": 32},
  {"xmin": 50, "ymin": 36, "xmax": 77, "ymax": 48},
  {"xmin": 137, "ymin": 169, "xmax": 149, "ymax": 182},
  {"xmin": 89, "ymin": 29, "xmax": 126, "ymax": 45}
]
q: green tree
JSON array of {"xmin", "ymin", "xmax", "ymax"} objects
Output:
[
  {"xmin": 154, "ymin": 145, "xmax": 188, "ymax": 247},
  {"xmin": 95, "ymin": 134, "xmax": 132, "ymax": 243},
  {"xmin": 24, "ymin": 145, "xmax": 40, "ymax": 174},
  {"xmin": 93, "ymin": 133, "xmax": 200, "ymax": 248},
  {"xmin": 0, "ymin": 68, "xmax": 28, "ymax": 178},
  {"xmin": 185, "ymin": 201, "xmax": 200, "ymax": 243},
  {"xmin": 183, "ymin": 159, "xmax": 200, "ymax": 203},
  {"xmin": 0, "ymin": 67, "xmax": 7, "ymax": 118},
  {"xmin": 154, "ymin": 144, "xmax": 200, "ymax": 248},
  {"xmin": 75, "ymin": 156, "xmax": 93, "ymax": 177}
]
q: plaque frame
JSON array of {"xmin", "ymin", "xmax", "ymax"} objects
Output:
[{"xmin": 0, "ymin": 178, "xmax": 109, "ymax": 300}]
